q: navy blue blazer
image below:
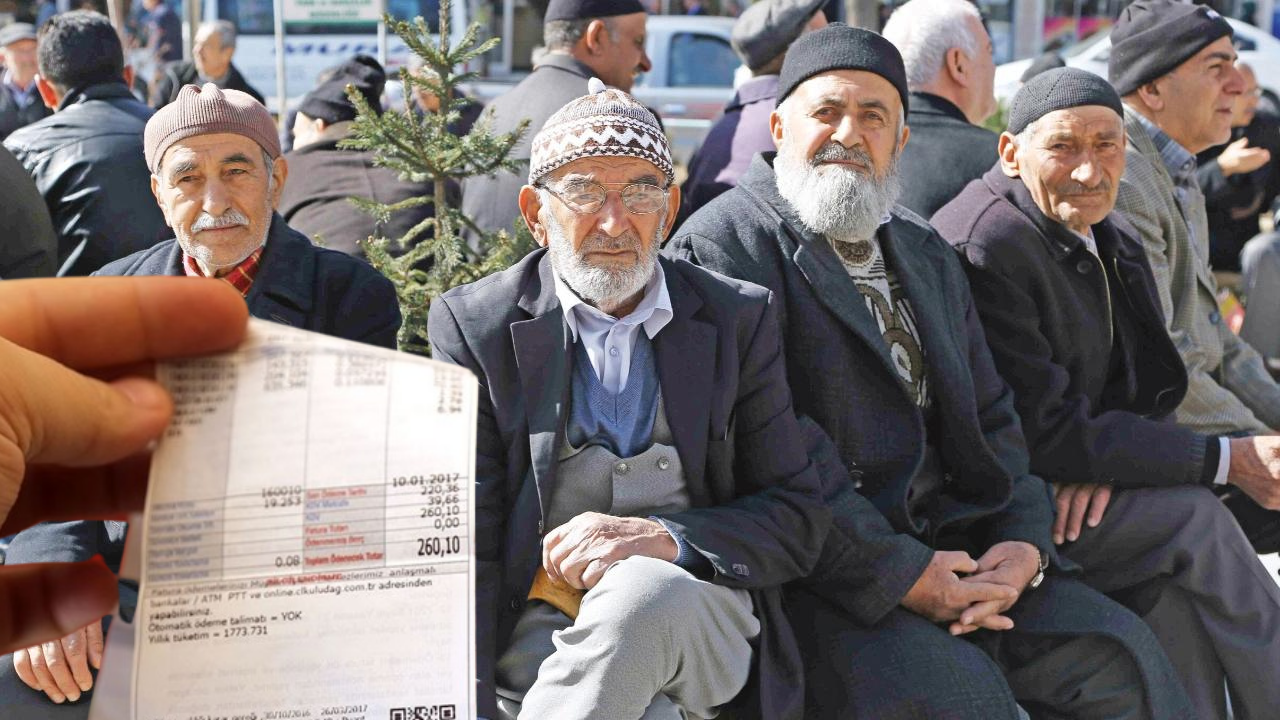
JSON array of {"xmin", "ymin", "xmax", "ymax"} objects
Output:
[
  {"xmin": 95, "ymin": 214, "xmax": 401, "ymax": 348},
  {"xmin": 429, "ymin": 250, "xmax": 830, "ymax": 719}
]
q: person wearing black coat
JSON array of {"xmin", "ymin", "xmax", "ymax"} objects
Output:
[
  {"xmin": 3, "ymin": 11, "xmax": 168, "ymax": 276},
  {"xmin": 932, "ymin": 67, "xmax": 1280, "ymax": 719},
  {"xmin": 0, "ymin": 145, "xmax": 56, "ymax": 278},
  {"xmin": 151, "ymin": 59, "xmax": 264, "ymax": 109},
  {"xmin": 0, "ymin": 23, "xmax": 52, "ymax": 141}
]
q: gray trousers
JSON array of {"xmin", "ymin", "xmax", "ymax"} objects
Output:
[
  {"xmin": 1060, "ymin": 485, "xmax": 1280, "ymax": 720},
  {"xmin": 500, "ymin": 556, "xmax": 758, "ymax": 720}
]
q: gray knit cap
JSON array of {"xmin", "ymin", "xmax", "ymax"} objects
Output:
[
  {"xmin": 145, "ymin": 83, "xmax": 281, "ymax": 173},
  {"xmin": 1007, "ymin": 67, "xmax": 1124, "ymax": 135},
  {"xmin": 528, "ymin": 77, "xmax": 673, "ymax": 185}
]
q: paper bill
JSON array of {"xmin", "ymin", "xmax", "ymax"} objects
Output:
[{"xmin": 90, "ymin": 319, "xmax": 477, "ymax": 720}]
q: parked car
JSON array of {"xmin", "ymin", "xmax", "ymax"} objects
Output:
[
  {"xmin": 994, "ymin": 17, "xmax": 1280, "ymax": 101},
  {"xmin": 464, "ymin": 16, "xmax": 740, "ymax": 169}
]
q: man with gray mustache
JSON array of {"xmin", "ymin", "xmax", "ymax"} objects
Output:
[
  {"xmin": 934, "ymin": 66, "xmax": 1280, "ymax": 719},
  {"xmin": 668, "ymin": 23, "xmax": 1189, "ymax": 720}
]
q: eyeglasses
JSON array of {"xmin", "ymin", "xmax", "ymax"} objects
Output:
[{"xmin": 539, "ymin": 180, "xmax": 669, "ymax": 215}]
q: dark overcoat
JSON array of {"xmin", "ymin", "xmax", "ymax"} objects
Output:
[
  {"xmin": 933, "ymin": 166, "xmax": 1209, "ymax": 488},
  {"xmin": 151, "ymin": 61, "xmax": 265, "ymax": 109},
  {"xmin": 96, "ymin": 214, "xmax": 402, "ymax": 349},
  {"xmin": 666, "ymin": 153, "xmax": 1188, "ymax": 718},
  {"xmin": 0, "ymin": 144, "xmax": 56, "ymax": 278},
  {"xmin": 280, "ymin": 134, "xmax": 438, "ymax": 260},
  {"xmin": 896, "ymin": 92, "xmax": 999, "ymax": 219},
  {"xmin": 428, "ymin": 250, "xmax": 830, "ymax": 719},
  {"xmin": 4, "ymin": 82, "xmax": 168, "ymax": 276},
  {"xmin": 459, "ymin": 55, "xmax": 595, "ymax": 241},
  {"xmin": 0, "ymin": 82, "xmax": 51, "ymax": 141}
]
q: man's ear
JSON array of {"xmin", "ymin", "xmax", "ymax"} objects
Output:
[
  {"xmin": 1133, "ymin": 81, "xmax": 1165, "ymax": 114},
  {"xmin": 998, "ymin": 131, "xmax": 1021, "ymax": 178},
  {"xmin": 269, "ymin": 155, "xmax": 289, "ymax": 208},
  {"xmin": 769, "ymin": 110, "xmax": 784, "ymax": 147},
  {"xmin": 583, "ymin": 19, "xmax": 609, "ymax": 56},
  {"xmin": 518, "ymin": 185, "xmax": 548, "ymax": 247},
  {"xmin": 150, "ymin": 173, "xmax": 173, "ymax": 227},
  {"xmin": 123, "ymin": 64, "xmax": 135, "ymax": 89},
  {"xmin": 661, "ymin": 183, "xmax": 680, "ymax": 243},
  {"xmin": 897, "ymin": 121, "xmax": 910, "ymax": 155},
  {"xmin": 35, "ymin": 75, "xmax": 59, "ymax": 109},
  {"xmin": 945, "ymin": 46, "xmax": 968, "ymax": 87}
]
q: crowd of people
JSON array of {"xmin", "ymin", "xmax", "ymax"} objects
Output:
[{"xmin": 5, "ymin": 0, "xmax": 1280, "ymax": 718}]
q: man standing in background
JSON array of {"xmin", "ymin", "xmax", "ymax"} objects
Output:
[{"xmin": 0, "ymin": 23, "xmax": 51, "ymax": 140}]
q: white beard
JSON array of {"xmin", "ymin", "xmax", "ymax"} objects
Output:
[
  {"xmin": 546, "ymin": 212, "xmax": 666, "ymax": 315},
  {"xmin": 774, "ymin": 139, "xmax": 901, "ymax": 241}
]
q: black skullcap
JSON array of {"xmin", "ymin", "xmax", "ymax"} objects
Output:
[
  {"xmin": 1020, "ymin": 51, "xmax": 1065, "ymax": 83},
  {"xmin": 544, "ymin": 0, "xmax": 645, "ymax": 22},
  {"xmin": 1007, "ymin": 67, "xmax": 1123, "ymax": 135},
  {"xmin": 776, "ymin": 22, "xmax": 908, "ymax": 114},
  {"xmin": 0, "ymin": 22, "xmax": 36, "ymax": 47},
  {"xmin": 731, "ymin": 0, "xmax": 826, "ymax": 72},
  {"xmin": 297, "ymin": 54, "xmax": 385, "ymax": 124},
  {"xmin": 1108, "ymin": 0, "xmax": 1232, "ymax": 96}
]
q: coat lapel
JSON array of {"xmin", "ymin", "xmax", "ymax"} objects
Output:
[
  {"xmin": 244, "ymin": 216, "xmax": 316, "ymax": 329},
  {"xmin": 653, "ymin": 258, "xmax": 717, "ymax": 502},
  {"xmin": 510, "ymin": 253, "xmax": 571, "ymax": 525}
]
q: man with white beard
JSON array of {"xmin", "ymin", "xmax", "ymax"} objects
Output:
[
  {"xmin": 428, "ymin": 79, "xmax": 829, "ymax": 720},
  {"xmin": 668, "ymin": 23, "xmax": 1192, "ymax": 720}
]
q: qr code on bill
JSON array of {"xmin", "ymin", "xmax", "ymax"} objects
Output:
[{"xmin": 389, "ymin": 706, "xmax": 457, "ymax": 720}]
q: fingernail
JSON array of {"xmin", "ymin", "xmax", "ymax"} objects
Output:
[
  {"xmin": 1067, "ymin": 531, "xmax": 1078, "ymax": 541},
  {"xmin": 1053, "ymin": 535, "xmax": 1063, "ymax": 544},
  {"xmin": 1088, "ymin": 518, "xmax": 1099, "ymax": 527},
  {"xmin": 51, "ymin": 694, "xmax": 66, "ymax": 704},
  {"xmin": 112, "ymin": 377, "xmax": 169, "ymax": 410},
  {"xmin": 78, "ymin": 680, "xmax": 92, "ymax": 692},
  {"xmin": 66, "ymin": 691, "xmax": 81, "ymax": 702}
]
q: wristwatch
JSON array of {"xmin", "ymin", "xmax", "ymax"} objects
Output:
[{"xmin": 1028, "ymin": 548, "xmax": 1049, "ymax": 590}]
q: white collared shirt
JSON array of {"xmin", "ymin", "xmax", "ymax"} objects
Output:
[{"xmin": 553, "ymin": 262, "xmax": 673, "ymax": 395}]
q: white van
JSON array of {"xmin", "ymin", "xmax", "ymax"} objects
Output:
[{"xmin": 205, "ymin": 0, "xmax": 467, "ymax": 107}]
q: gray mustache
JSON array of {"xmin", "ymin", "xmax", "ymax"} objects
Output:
[
  {"xmin": 191, "ymin": 210, "xmax": 250, "ymax": 233},
  {"xmin": 1057, "ymin": 179, "xmax": 1112, "ymax": 196},
  {"xmin": 812, "ymin": 142, "xmax": 873, "ymax": 168}
]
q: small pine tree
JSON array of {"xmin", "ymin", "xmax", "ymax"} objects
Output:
[{"xmin": 341, "ymin": 0, "xmax": 535, "ymax": 355}]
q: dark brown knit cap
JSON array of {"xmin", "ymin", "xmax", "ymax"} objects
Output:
[{"xmin": 145, "ymin": 83, "xmax": 281, "ymax": 173}]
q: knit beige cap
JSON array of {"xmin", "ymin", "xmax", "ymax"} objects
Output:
[
  {"xmin": 144, "ymin": 83, "xmax": 281, "ymax": 173},
  {"xmin": 528, "ymin": 77, "xmax": 673, "ymax": 185}
]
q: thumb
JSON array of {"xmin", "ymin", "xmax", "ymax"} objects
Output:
[{"xmin": 1231, "ymin": 136, "xmax": 1250, "ymax": 149}]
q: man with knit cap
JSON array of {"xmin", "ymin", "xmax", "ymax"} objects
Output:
[
  {"xmin": 671, "ymin": 23, "xmax": 1190, "ymax": 719},
  {"xmin": 459, "ymin": 0, "xmax": 651, "ymax": 244},
  {"xmin": 678, "ymin": 0, "xmax": 827, "ymax": 224},
  {"xmin": 1109, "ymin": 0, "xmax": 1280, "ymax": 557},
  {"xmin": 430, "ymin": 78, "xmax": 828, "ymax": 720},
  {"xmin": 279, "ymin": 55, "xmax": 435, "ymax": 260},
  {"xmin": 934, "ymin": 67, "xmax": 1280, "ymax": 720}
]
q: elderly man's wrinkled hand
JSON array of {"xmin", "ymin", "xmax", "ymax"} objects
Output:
[
  {"xmin": 900, "ymin": 550, "xmax": 1017, "ymax": 628},
  {"xmin": 12, "ymin": 621, "xmax": 103, "ymax": 703},
  {"xmin": 0, "ymin": 277, "xmax": 247, "ymax": 657},
  {"xmin": 948, "ymin": 541, "xmax": 1040, "ymax": 636},
  {"xmin": 542, "ymin": 511, "xmax": 680, "ymax": 590}
]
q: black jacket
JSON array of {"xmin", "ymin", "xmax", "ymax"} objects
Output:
[
  {"xmin": 280, "ymin": 127, "xmax": 438, "ymax": 260},
  {"xmin": 429, "ymin": 250, "xmax": 829, "ymax": 719},
  {"xmin": 669, "ymin": 153, "xmax": 1057, "ymax": 625},
  {"xmin": 151, "ymin": 61, "xmax": 265, "ymax": 109},
  {"xmin": 4, "ymin": 81, "xmax": 168, "ymax": 276},
  {"xmin": 98, "ymin": 214, "xmax": 402, "ymax": 348},
  {"xmin": 897, "ymin": 92, "xmax": 999, "ymax": 220},
  {"xmin": 1195, "ymin": 113, "xmax": 1280, "ymax": 271},
  {"xmin": 0, "ymin": 82, "xmax": 51, "ymax": 141},
  {"xmin": 933, "ymin": 166, "xmax": 1212, "ymax": 488},
  {"xmin": 0, "ymin": 144, "xmax": 56, "ymax": 278}
]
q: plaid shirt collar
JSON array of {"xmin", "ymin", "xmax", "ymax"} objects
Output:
[
  {"xmin": 183, "ymin": 247, "xmax": 264, "ymax": 297},
  {"xmin": 1130, "ymin": 107, "xmax": 1198, "ymax": 189}
]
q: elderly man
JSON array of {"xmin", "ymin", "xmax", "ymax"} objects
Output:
[
  {"xmin": 934, "ymin": 67, "xmax": 1280, "ymax": 720},
  {"xmin": 280, "ymin": 55, "xmax": 435, "ymax": 260},
  {"xmin": 882, "ymin": 0, "xmax": 999, "ymax": 219},
  {"xmin": 2, "ymin": 82, "xmax": 399, "ymax": 712},
  {"xmin": 1109, "ymin": 0, "xmax": 1280, "ymax": 552},
  {"xmin": 460, "ymin": 0, "xmax": 651, "ymax": 242},
  {"xmin": 669, "ymin": 23, "xmax": 1189, "ymax": 720},
  {"xmin": 4, "ymin": 11, "xmax": 168, "ymax": 277},
  {"xmin": 151, "ymin": 21, "xmax": 264, "ymax": 109},
  {"xmin": 0, "ymin": 23, "xmax": 51, "ymax": 140},
  {"xmin": 678, "ymin": 0, "xmax": 826, "ymax": 223},
  {"xmin": 430, "ymin": 79, "xmax": 828, "ymax": 720}
]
